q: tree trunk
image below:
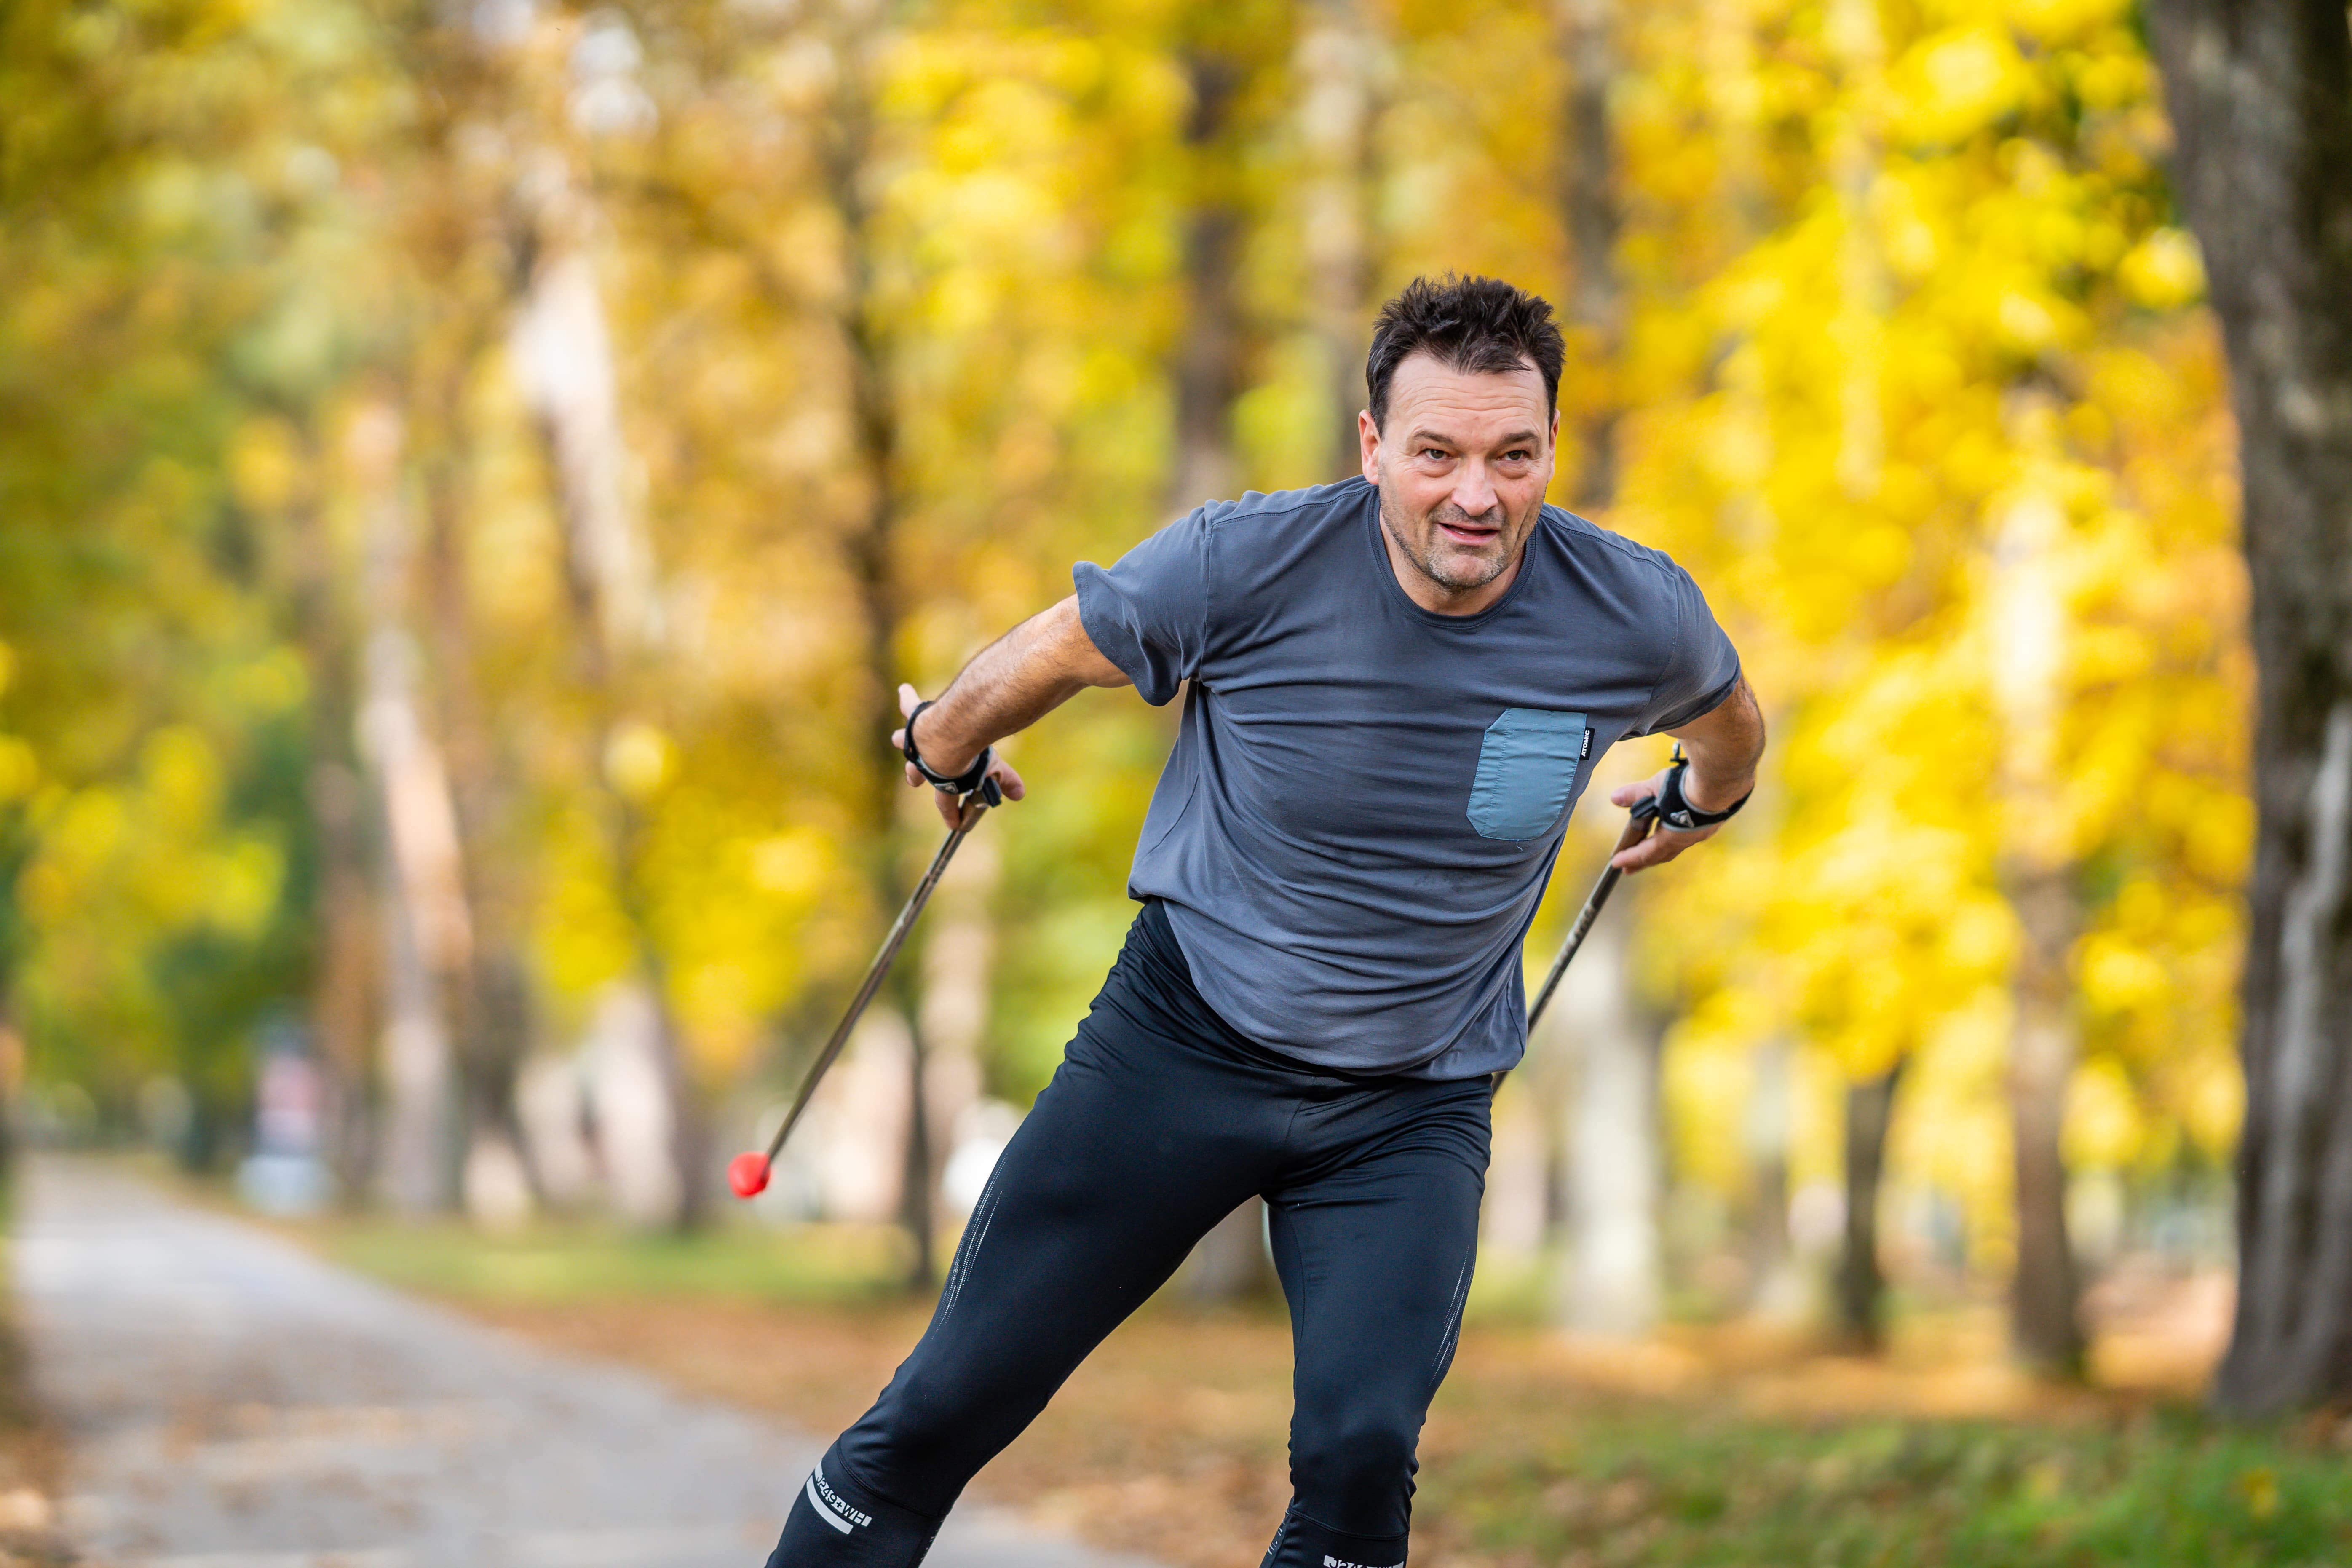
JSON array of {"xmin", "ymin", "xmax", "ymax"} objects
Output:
[
  {"xmin": 1554, "ymin": 913, "xmax": 1663, "ymax": 1338},
  {"xmin": 0, "ymin": 816, "xmax": 33, "ymax": 1187},
  {"xmin": 1482, "ymin": 1077, "xmax": 1553, "ymax": 1257},
  {"xmin": 1836, "ymin": 1062, "xmax": 1902, "ymax": 1351},
  {"xmin": 1172, "ymin": 45, "xmax": 1247, "ymax": 511},
  {"xmin": 809, "ymin": 1007, "xmax": 914, "ymax": 1225},
  {"xmin": 349, "ymin": 404, "xmax": 462, "ymax": 1215},
  {"xmin": 1169, "ymin": 35, "xmax": 1275, "ymax": 1304},
  {"xmin": 1296, "ymin": 0, "xmax": 1382, "ymax": 482},
  {"xmin": 818, "ymin": 0, "xmax": 940, "ymax": 1286},
  {"xmin": 511, "ymin": 188, "xmax": 706, "ymax": 1231},
  {"xmin": 1743, "ymin": 1037, "xmax": 1806, "ymax": 1318},
  {"xmin": 365, "ymin": 632, "xmax": 467, "ymax": 1217},
  {"xmin": 581, "ymin": 980, "xmax": 691, "ymax": 1225},
  {"xmin": 2007, "ymin": 870, "xmax": 2085, "ymax": 1372},
  {"xmin": 1556, "ymin": 0, "xmax": 1622, "ymax": 508},
  {"xmin": 284, "ymin": 452, "xmax": 378, "ymax": 1205},
  {"xmin": 917, "ymin": 828, "xmax": 996, "ymax": 1224},
  {"xmin": 418, "ymin": 371, "xmax": 540, "ymax": 1232},
  {"xmin": 1184, "ymin": 1201, "xmax": 1274, "ymax": 1303},
  {"xmin": 1993, "ymin": 483, "xmax": 2086, "ymax": 1373},
  {"xmin": 2150, "ymin": 0, "xmax": 2352, "ymax": 1418},
  {"xmin": 306, "ymin": 758, "xmax": 377, "ymax": 1205},
  {"xmin": 899, "ymin": 993, "xmax": 936, "ymax": 1283},
  {"xmin": 1546, "ymin": 0, "xmax": 1662, "ymax": 1344}
]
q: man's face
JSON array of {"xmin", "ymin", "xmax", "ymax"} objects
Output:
[{"xmin": 1360, "ymin": 352, "xmax": 1557, "ymax": 610}]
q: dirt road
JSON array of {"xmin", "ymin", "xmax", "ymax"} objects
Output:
[{"xmin": 11, "ymin": 1159, "xmax": 1158, "ymax": 1568}]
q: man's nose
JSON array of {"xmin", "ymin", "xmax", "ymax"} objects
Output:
[{"xmin": 1451, "ymin": 461, "xmax": 1500, "ymax": 519}]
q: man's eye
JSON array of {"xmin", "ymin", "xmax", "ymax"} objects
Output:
[{"xmin": 1421, "ymin": 448, "xmax": 1450, "ymax": 461}]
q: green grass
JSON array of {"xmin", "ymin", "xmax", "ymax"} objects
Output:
[
  {"xmin": 1442, "ymin": 1255, "xmax": 2352, "ymax": 1564},
  {"xmin": 306, "ymin": 1216, "xmax": 913, "ymax": 1305},
  {"xmin": 1419, "ymin": 1403, "xmax": 2352, "ymax": 1568}
]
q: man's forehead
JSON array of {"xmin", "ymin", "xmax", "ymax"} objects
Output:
[{"xmin": 1386, "ymin": 351, "xmax": 1550, "ymax": 428}]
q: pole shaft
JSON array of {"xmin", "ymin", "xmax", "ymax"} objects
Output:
[
  {"xmin": 1527, "ymin": 805, "xmax": 1658, "ymax": 1033},
  {"xmin": 762, "ymin": 798, "xmax": 989, "ymax": 1163}
]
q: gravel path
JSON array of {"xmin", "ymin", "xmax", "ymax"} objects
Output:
[{"xmin": 13, "ymin": 1159, "xmax": 1158, "ymax": 1568}]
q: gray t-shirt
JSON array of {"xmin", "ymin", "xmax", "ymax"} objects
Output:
[{"xmin": 1074, "ymin": 476, "xmax": 1740, "ymax": 1079}]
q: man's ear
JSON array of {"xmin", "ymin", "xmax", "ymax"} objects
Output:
[{"xmin": 1358, "ymin": 408, "xmax": 1380, "ymax": 483}]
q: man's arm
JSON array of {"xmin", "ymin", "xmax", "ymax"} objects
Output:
[
  {"xmin": 1607, "ymin": 673, "xmax": 1766, "ymax": 871},
  {"xmin": 890, "ymin": 594, "xmax": 1133, "ymax": 827}
]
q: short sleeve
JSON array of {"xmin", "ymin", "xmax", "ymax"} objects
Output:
[
  {"xmin": 1635, "ymin": 562, "xmax": 1741, "ymax": 734},
  {"xmin": 1073, "ymin": 508, "xmax": 1216, "ymax": 706}
]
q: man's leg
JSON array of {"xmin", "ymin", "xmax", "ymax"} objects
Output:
[
  {"xmin": 768, "ymin": 907, "xmax": 1287, "ymax": 1566},
  {"xmin": 1259, "ymin": 1076, "xmax": 1491, "ymax": 1568}
]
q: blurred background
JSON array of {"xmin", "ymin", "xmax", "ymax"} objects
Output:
[{"xmin": 2, "ymin": 0, "xmax": 2311, "ymax": 1561}]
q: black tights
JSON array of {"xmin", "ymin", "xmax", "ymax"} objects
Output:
[{"xmin": 764, "ymin": 902, "xmax": 1489, "ymax": 1568}]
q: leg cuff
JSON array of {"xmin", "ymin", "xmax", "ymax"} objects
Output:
[
  {"xmin": 1259, "ymin": 1502, "xmax": 1409, "ymax": 1568},
  {"xmin": 765, "ymin": 1452, "xmax": 943, "ymax": 1567}
]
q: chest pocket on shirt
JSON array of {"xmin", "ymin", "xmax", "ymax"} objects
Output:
[{"xmin": 1468, "ymin": 708, "xmax": 1589, "ymax": 841}]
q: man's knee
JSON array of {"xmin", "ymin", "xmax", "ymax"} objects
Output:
[{"xmin": 831, "ymin": 1380, "xmax": 981, "ymax": 1520}]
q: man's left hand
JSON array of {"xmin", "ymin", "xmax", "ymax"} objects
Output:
[
  {"xmin": 1607, "ymin": 770, "xmax": 1727, "ymax": 871},
  {"xmin": 1607, "ymin": 675, "xmax": 1766, "ymax": 872}
]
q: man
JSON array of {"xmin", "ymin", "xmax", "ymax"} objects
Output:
[{"xmin": 766, "ymin": 274, "xmax": 1764, "ymax": 1568}]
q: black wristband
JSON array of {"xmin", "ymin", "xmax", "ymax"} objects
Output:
[
  {"xmin": 1656, "ymin": 758, "xmax": 1750, "ymax": 832},
  {"xmin": 903, "ymin": 701, "xmax": 994, "ymax": 796}
]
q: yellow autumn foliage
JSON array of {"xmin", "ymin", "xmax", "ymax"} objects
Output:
[{"xmin": 0, "ymin": 0, "xmax": 2245, "ymax": 1251}]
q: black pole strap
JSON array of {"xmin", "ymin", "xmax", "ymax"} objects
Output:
[
  {"xmin": 1654, "ymin": 756, "xmax": 1750, "ymax": 832},
  {"xmin": 903, "ymin": 699, "xmax": 996, "ymax": 797}
]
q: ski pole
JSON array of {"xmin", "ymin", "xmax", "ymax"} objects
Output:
[
  {"xmin": 728, "ymin": 776, "xmax": 1001, "ymax": 1199},
  {"xmin": 1525, "ymin": 792, "xmax": 1661, "ymax": 1033},
  {"xmin": 1490, "ymin": 763, "xmax": 1678, "ymax": 1098}
]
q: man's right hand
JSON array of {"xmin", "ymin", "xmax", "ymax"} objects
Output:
[
  {"xmin": 883, "ymin": 594, "xmax": 1131, "ymax": 830},
  {"xmin": 892, "ymin": 683, "xmax": 1027, "ymax": 829}
]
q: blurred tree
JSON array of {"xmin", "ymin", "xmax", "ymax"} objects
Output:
[
  {"xmin": 514, "ymin": 156, "xmax": 707, "ymax": 1228},
  {"xmin": 416, "ymin": 356, "xmax": 541, "ymax": 1229},
  {"xmin": 2151, "ymin": 0, "xmax": 2352, "ymax": 1417},
  {"xmin": 0, "ymin": 0, "xmax": 399, "ymax": 1170},
  {"xmin": 1994, "ymin": 461, "xmax": 2087, "ymax": 1374},
  {"xmin": 1820, "ymin": 0, "xmax": 1909, "ymax": 1353},
  {"xmin": 511, "ymin": 0, "xmax": 859, "ymax": 1227},
  {"xmin": 272, "ymin": 418, "xmax": 380, "ymax": 1204},
  {"xmin": 350, "ymin": 401, "xmax": 465, "ymax": 1212},
  {"xmin": 1549, "ymin": 0, "xmax": 1669, "ymax": 1343},
  {"xmin": 0, "ymin": 808, "xmax": 32, "ymax": 1178},
  {"xmin": 1614, "ymin": 0, "xmax": 2234, "ymax": 1359},
  {"xmin": 1294, "ymin": 0, "xmax": 1386, "ymax": 480},
  {"xmin": 1172, "ymin": 3, "xmax": 1289, "ymax": 1304},
  {"xmin": 1836, "ymin": 1061, "xmax": 1902, "ymax": 1350},
  {"xmin": 1557, "ymin": 918, "xmax": 1666, "ymax": 1338},
  {"xmin": 356, "ymin": 24, "xmax": 575, "ymax": 1226},
  {"xmin": 1169, "ymin": 28, "xmax": 1250, "ymax": 513},
  {"xmin": 1556, "ymin": 0, "xmax": 1621, "ymax": 505},
  {"xmin": 811, "ymin": 0, "xmax": 949, "ymax": 1282}
]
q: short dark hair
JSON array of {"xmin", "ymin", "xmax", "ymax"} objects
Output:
[{"xmin": 1365, "ymin": 274, "xmax": 1566, "ymax": 431}]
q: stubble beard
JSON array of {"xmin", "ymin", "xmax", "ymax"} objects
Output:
[{"xmin": 1377, "ymin": 487, "xmax": 1530, "ymax": 594}]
